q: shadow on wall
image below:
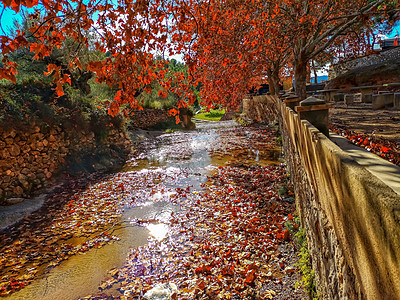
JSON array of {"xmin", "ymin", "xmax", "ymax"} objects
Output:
[{"xmin": 275, "ymin": 96, "xmax": 400, "ymax": 300}]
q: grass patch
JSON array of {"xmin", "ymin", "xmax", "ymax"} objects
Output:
[
  {"xmin": 285, "ymin": 216, "xmax": 319, "ymax": 299},
  {"xmin": 194, "ymin": 109, "xmax": 225, "ymax": 121}
]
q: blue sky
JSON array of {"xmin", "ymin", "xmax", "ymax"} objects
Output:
[
  {"xmin": 388, "ymin": 28, "xmax": 400, "ymax": 38},
  {"xmin": 0, "ymin": 6, "xmax": 36, "ymax": 35},
  {"xmin": 1, "ymin": 4, "xmax": 399, "ymax": 38}
]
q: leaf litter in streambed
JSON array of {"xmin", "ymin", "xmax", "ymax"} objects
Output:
[
  {"xmin": 83, "ymin": 163, "xmax": 306, "ymax": 299},
  {"xmin": 0, "ymin": 125, "xmax": 303, "ymax": 298},
  {"xmin": 0, "ymin": 166, "xmax": 187, "ymax": 296}
]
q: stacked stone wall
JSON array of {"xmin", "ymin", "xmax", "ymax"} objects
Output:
[
  {"xmin": 129, "ymin": 109, "xmax": 171, "ymax": 129},
  {"xmin": 0, "ymin": 121, "xmax": 131, "ymax": 203}
]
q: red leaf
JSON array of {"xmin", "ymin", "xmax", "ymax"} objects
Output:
[
  {"xmin": 55, "ymin": 83, "xmax": 64, "ymax": 97},
  {"xmin": 63, "ymin": 74, "xmax": 71, "ymax": 85},
  {"xmin": 11, "ymin": 0, "xmax": 20, "ymax": 12},
  {"xmin": 197, "ymin": 280, "xmax": 206, "ymax": 290},
  {"xmin": 44, "ymin": 64, "xmax": 58, "ymax": 76},
  {"xmin": 168, "ymin": 108, "xmax": 178, "ymax": 116},
  {"xmin": 25, "ymin": 0, "xmax": 39, "ymax": 7},
  {"xmin": 245, "ymin": 269, "xmax": 256, "ymax": 284}
]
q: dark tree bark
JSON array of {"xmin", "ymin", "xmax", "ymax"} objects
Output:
[
  {"xmin": 294, "ymin": 53, "xmax": 308, "ymax": 99},
  {"xmin": 267, "ymin": 70, "xmax": 276, "ymax": 95},
  {"xmin": 73, "ymin": 71, "xmax": 93, "ymax": 94},
  {"xmin": 44, "ymin": 56, "xmax": 93, "ymax": 94},
  {"xmin": 266, "ymin": 65, "xmax": 281, "ymax": 95},
  {"xmin": 271, "ymin": 71, "xmax": 281, "ymax": 95}
]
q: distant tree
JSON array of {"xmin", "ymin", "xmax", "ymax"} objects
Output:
[{"xmin": 274, "ymin": 0, "xmax": 400, "ymax": 98}]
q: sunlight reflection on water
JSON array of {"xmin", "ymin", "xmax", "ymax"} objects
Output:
[
  {"xmin": 5, "ymin": 121, "xmax": 283, "ymax": 300},
  {"xmin": 147, "ymin": 223, "xmax": 169, "ymax": 241}
]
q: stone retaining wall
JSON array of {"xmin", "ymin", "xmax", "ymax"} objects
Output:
[
  {"xmin": 242, "ymin": 95, "xmax": 278, "ymax": 124},
  {"xmin": 0, "ymin": 121, "xmax": 131, "ymax": 203},
  {"xmin": 129, "ymin": 109, "xmax": 171, "ymax": 129},
  {"xmin": 245, "ymin": 95, "xmax": 400, "ymax": 299}
]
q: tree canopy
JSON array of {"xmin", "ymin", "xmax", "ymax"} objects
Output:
[{"xmin": 1, "ymin": 0, "xmax": 399, "ymax": 115}]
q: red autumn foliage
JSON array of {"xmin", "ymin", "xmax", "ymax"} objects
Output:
[
  {"xmin": 330, "ymin": 124, "xmax": 400, "ymax": 167},
  {"xmin": 0, "ymin": 0, "xmax": 399, "ymax": 112}
]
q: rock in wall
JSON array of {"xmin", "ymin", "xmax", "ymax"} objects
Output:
[
  {"xmin": 0, "ymin": 121, "xmax": 131, "ymax": 203},
  {"xmin": 246, "ymin": 95, "xmax": 400, "ymax": 299},
  {"xmin": 242, "ymin": 95, "xmax": 278, "ymax": 124},
  {"xmin": 278, "ymin": 98, "xmax": 400, "ymax": 299}
]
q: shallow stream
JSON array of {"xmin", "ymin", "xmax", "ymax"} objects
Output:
[{"xmin": 3, "ymin": 120, "xmax": 282, "ymax": 300}]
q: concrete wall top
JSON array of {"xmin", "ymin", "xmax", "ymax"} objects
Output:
[{"xmin": 278, "ymin": 98, "xmax": 400, "ymax": 299}]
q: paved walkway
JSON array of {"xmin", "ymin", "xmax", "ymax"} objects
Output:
[{"xmin": 330, "ymin": 132, "xmax": 400, "ymax": 195}]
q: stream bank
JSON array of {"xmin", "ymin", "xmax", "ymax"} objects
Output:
[{"xmin": 1, "ymin": 121, "xmax": 306, "ymax": 299}]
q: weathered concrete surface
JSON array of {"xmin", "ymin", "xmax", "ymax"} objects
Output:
[
  {"xmin": 394, "ymin": 93, "xmax": 400, "ymax": 109},
  {"xmin": 372, "ymin": 93, "xmax": 394, "ymax": 109},
  {"xmin": 363, "ymin": 93, "xmax": 373, "ymax": 103},
  {"xmin": 295, "ymin": 97, "xmax": 330, "ymax": 137},
  {"xmin": 276, "ymin": 97, "xmax": 400, "ymax": 299},
  {"xmin": 344, "ymin": 94, "xmax": 355, "ymax": 106}
]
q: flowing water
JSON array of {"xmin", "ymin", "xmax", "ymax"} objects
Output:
[{"xmin": 3, "ymin": 120, "xmax": 282, "ymax": 300}]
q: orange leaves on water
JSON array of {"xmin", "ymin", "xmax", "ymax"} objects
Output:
[
  {"xmin": 245, "ymin": 269, "xmax": 256, "ymax": 284},
  {"xmin": 0, "ymin": 169, "xmax": 151, "ymax": 296},
  {"xmin": 112, "ymin": 164, "xmax": 298, "ymax": 298},
  {"xmin": 0, "ymin": 125, "xmax": 304, "ymax": 298},
  {"xmin": 195, "ymin": 264, "xmax": 212, "ymax": 274},
  {"xmin": 81, "ymin": 126, "xmax": 303, "ymax": 299},
  {"xmin": 197, "ymin": 280, "xmax": 206, "ymax": 290}
]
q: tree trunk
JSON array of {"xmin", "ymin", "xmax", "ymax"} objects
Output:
[
  {"xmin": 271, "ymin": 71, "xmax": 281, "ymax": 95},
  {"xmin": 267, "ymin": 67, "xmax": 281, "ymax": 95},
  {"xmin": 267, "ymin": 70, "xmax": 276, "ymax": 95},
  {"xmin": 294, "ymin": 54, "xmax": 308, "ymax": 100}
]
